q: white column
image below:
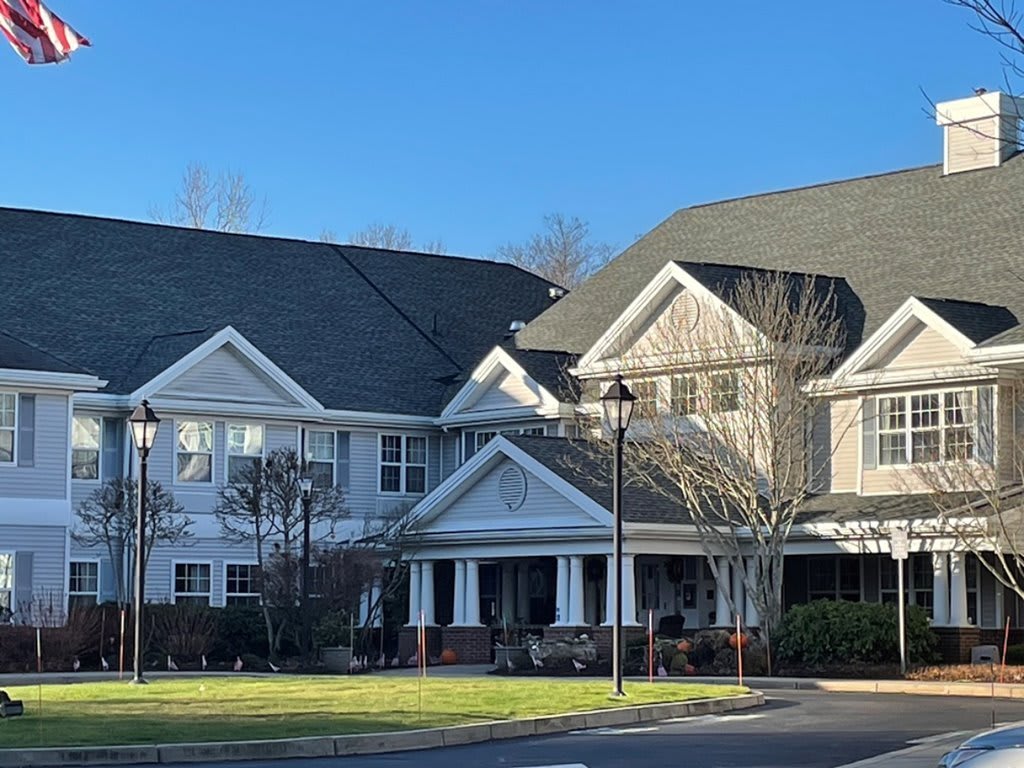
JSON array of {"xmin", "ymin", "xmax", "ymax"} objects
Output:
[
  {"xmin": 465, "ymin": 559, "xmax": 481, "ymax": 626},
  {"xmin": 453, "ymin": 560, "xmax": 466, "ymax": 626},
  {"xmin": 421, "ymin": 560, "xmax": 436, "ymax": 626},
  {"xmin": 407, "ymin": 561, "xmax": 421, "ymax": 626},
  {"xmin": 517, "ymin": 562, "xmax": 530, "ymax": 622},
  {"xmin": 714, "ymin": 556, "xmax": 732, "ymax": 627},
  {"xmin": 731, "ymin": 560, "xmax": 745, "ymax": 626},
  {"xmin": 554, "ymin": 556, "xmax": 569, "ymax": 625},
  {"xmin": 622, "ymin": 554, "xmax": 639, "ymax": 626},
  {"xmin": 358, "ymin": 587, "xmax": 370, "ymax": 626},
  {"xmin": 949, "ymin": 552, "xmax": 969, "ymax": 627},
  {"xmin": 603, "ymin": 554, "xmax": 615, "ymax": 626},
  {"xmin": 932, "ymin": 552, "xmax": 950, "ymax": 626},
  {"xmin": 369, "ymin": 579, "xmax": 382, "ymax": 628},
  {"xmin": 500, "ymin": 562, "xmax": 516, "ymax": 621},
  {"xmin": 569, "ymin": 555, "xmax": 585, "ymax": 625},
  {"xmin": 744, "ymin": 557, "xmax": 760, "ymax": 627}
]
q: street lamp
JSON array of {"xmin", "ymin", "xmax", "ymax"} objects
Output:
[
  {"xmin": 127, "ymin": 399, "xmax": 160, "ymax": 685},
  {"xmin": 600, "ymin": 375, "xmax": 636, "ymax": 697},
  {"xmin": 298, "ymin": 475, "xmax": 314, "ymax": 656}
]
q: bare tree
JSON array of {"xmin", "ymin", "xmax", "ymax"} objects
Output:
[
  {"xmin": 910, "ymin": 379, "xmax": 1024, "ymax": 605},
  {"xmin": 496, "ymin": 213, "xmax": 614, "ymax": 289},
  {"xmin": 343, "ymin": 222, "xmax": 447, "ymax": 254},
  {"xmin": 150, "ymin": 162, "xmax": 269, "ymax": 233},
  {"xmin": 73, "ymin": 478, "xmax": 194, "ymax": 607},
  {"xmin": 213, "ymin": 448, "xmax": 348, "ymax": 659},
  {"xmin": 582, "ymin": 271, "xmax": 851, "ymax": 651}
]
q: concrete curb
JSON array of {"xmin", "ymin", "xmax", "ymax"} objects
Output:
[
  {"xmin": 0, "ymin": 692, "xmax": 764, "ymax": 766},
  {"xmin": 688, "ymin": 677, "xmax": 1024, "ymax": 698}
]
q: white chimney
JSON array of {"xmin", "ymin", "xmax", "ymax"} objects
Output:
[{"xmin": 936, "ymin": 90, "xmax": 1023, "ymax": 175}]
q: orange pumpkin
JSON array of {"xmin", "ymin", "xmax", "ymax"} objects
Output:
[
  {"xmin": 676, "ymin": 639, "xmax": 693, "ymax": 653},
  {"xmin": 440, "ymin": 648, "xmax": 458, "ymax": 665},
  {"xmin": 728, "ymin": 633, "xmax": 749, "ymax": 650}
]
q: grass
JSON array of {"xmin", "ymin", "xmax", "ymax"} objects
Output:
[{"xmin": 0, "ymin": 676, "xmax": 745, "ymax": 748}]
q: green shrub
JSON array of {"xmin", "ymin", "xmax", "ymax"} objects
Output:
[
  {"xmin": 213, "ymin": 605, "xmax": 269, "ymax": 660},
  {"xmin": 1005, "ymin": 644, "xmax": 1024, "ymax": 666},
  {"xmin": 775, "ymin": 600, "xmax": 938, "ymax": 666},
  {"xmin": 669, "ymin": 650, "xmax": 689, "ymax": 676},
  {"xmin": 313, "ymin": 609, "xmax": 354, "ymax": 648}
]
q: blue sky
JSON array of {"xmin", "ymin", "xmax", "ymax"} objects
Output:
[{"xmin": 2, "ymin": 1, "xmax": 1006, "ymax": 257}]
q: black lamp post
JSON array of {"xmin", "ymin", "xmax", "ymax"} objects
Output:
[
  {"xmin": 298, "ymin": 476, "xmax": 314, "ymax": 656},
  {"xmin": 127, "ymin": 399, "xmax": 160, "ymax": 685},
  {"xmin": 600, "ymin": 375, "xmax": 636, "ymax": 698}
]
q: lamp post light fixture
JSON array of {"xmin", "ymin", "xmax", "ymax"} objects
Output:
[
  {"xmin": 298, "ymin": 475, "xmax": 314, "ymax": 656},
  {"xmin": 600, "ymin": 375, "xmax": 636, "ymax": 698},
  {"xmin": 127, "ymin": 399, "xmax": 160, "ymax": 685}
]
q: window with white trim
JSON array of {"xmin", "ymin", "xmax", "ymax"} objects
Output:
[
  {"xmin": 877, "ymin": 389, "xmax": 975, "ymax": 466},
  {"xmin": 380, "ymin": 434, "xmax": 427, "ymax": 494},
  {"xmin": 710, "ymin": 372, "xmax": 741, "ymax": 413},
  {"xmin": 671, "ymin": 375, "xmax": 699, "ymax": 417},
  {"xmin": 68, "ymin": 561, "xmax": 99, "ymax": 608},
  {"xmin": 0, "ymin": 394, "xmax": 15, "ymax": 463},
  {"xmin": 631, "ymin": 380, "xmax": 658, "ymax": 418},
  {"xmin": 226, "ymin": 423, "xmax": 263, "ymax": 481},
  {"xmin": 807, "ymin": 556, "xmax": 860, "ymax": 601},
  {"xmin": 475, "ymin": 431, "xmax": 497, "ymax": 452},
  {"xmin": 174, "ymin": 562, "xmax": 212, "ymax": 605},
  {"xmin": 226, "ymin": 564, "xmax": 260, "ymax": 605},
  {"xmin": 71, "ymin": 416, "xmax": 101, "ymax": 480},
  {"xmin": 307, "ymin": 430, "xmax": 335, "ymax": 488},
  {"xmin": 522, "ymin": 426, "xmax": 546, "ymax": 436},
  {"xmin": 910, "ymin": 553, "xmax": 933, "ymax": 617},
  {"xmin": 0, "ymin": 553, "xmax": 12, "ymax": 613},
  {"xmin": 176, "ymin": 421, "xmax": 214, "ymax": 483}
]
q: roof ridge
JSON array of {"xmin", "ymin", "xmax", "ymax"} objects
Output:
[{"xmin": 676, "ymin": 259, "xmax": 852, "ymax": 283}]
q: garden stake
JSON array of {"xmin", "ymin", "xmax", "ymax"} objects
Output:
[
  {"xmin": 98, "ymin": 607, "xmax": 106, "ymax": 671},
  {"xmin": 36, "ymin": 628, "xmax": 42, "ymax": 740},
  {"xmin": 736, "ymin": 614, "xmax": 743, "ymax": 688},
  {"xmin": 1001, "ymin": 616, "xmax": 1011, "ymax": 684},
  {"xmin": 118, "ymin": 609, "xmax": 126, "ymax": 681},
  {"xmin": 648, "ymin": 609, "xmax": 654, "ymax": 683}
]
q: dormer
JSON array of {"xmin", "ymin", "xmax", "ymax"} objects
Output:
[{"xmin": 936, "ymin": 90, "xmax": 1023, "ymax": 175}]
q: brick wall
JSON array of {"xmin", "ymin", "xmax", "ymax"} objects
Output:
[
  {"xmin": 545, "ymin": 625, "xmax": 647, "ymax": 661},
  {"xmin": 397, "ymin": 626, "xmax": 443, "ymax": 665},
  {"xmin": 979, "ymin": 628, "xmax": 1023, "ymax": 647},
  {"xmin": 441, "ymin": 626, "xmax": 493, "ymax": 664},
  {"xmin": 934, "ymin": 626, "xmax": 982, "ymax": 663}
]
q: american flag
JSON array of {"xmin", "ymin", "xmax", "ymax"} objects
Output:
[{"xmin": 0, "ymin": 0, "xmax": 89, "ymax": 65}]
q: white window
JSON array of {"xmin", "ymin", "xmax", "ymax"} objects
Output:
[
  {"xmin": 710, "ymin": 372, "xmax": 741, "ymax": 413},
  {"xmin": 307, "ymin": 430, "xmax": 335, "ymax": 488},
  {"xmin": 475, "ymin": 431, "xmax": 497, "ymax": 451},
  {"xmin": 877, "ymin": 389, "xmax": 975, "ymax": 466},
  {"xmin": 68, "ymin": 561, "xmax": 99, "ymax": 608},
  {"xmin": 0, "ymin": 394, "xmax": 15, "ymax": 463},
  {"xmin": 71, "ymin": 416, "xmax": 101, "ymax": 480},
  {"xmin": 0, "ymin": 553, "xmax": 12, "ymax": 613},
  {"xmin": 225, "ymin": 563, "xmax": 260, "ymax": 605},
  {"xmin": 522, "ymin": 426, "xmax": 546, "ymax": 436},
  {"xmin": 671, "ymin": 375, "xmax": 699, "ymax": 416},
  {"xmin": 176, "ymin": 421, "xmax": 214, "ymax": 483},
  {"xmin": 174, "ymin": 562, "xmax": 212, "ymax": 605},
  {"xmin": 226, "ymin": 423, "xmax": 263, "ymax": 481},
  {"xmin": 380, "ymin": 434, "xmax": 427, "ymax": 494},
  {"xmin": 631, "ymin": 380, "xmax": 659, "ymax": 418}
]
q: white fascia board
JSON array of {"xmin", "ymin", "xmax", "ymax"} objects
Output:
[
  {"xmin": 129, "ymin": 326, "xmax": 324, "ymax": 412},
  {"xmin": 967, "ymin": 342, "xmax": 1024, "ymax": 366},
  {"xmin": 439, "ymin": 345, "xmax": 563, "ymax": 421},
  {"xmin": 831, "ymin": 298, "xmax": 975, "ymax": 382},
  {"xmin": 812, "ymin": 365, "xmax": 998, "ymax": 395},
  {"xmin": 575, "ymin": 262, "xmax": 761, "ymax": 376},
  {"xmin": 437, "ymin": 405, "xmax": 567, "ymax": 428},
  {"xmin": 622, "ymin": 522, "xmax": 703, "ymax": 538},
  {"xmin": 0, "ymin": 369, "xmax": 106, "ymax": 392},
  {"xmin": 408, "ymin": 435, "xmax": 613, "ymax": 530}
]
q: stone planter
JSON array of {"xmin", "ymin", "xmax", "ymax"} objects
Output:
[
  {"xmin": 321, "ymin": 646, "xmax": 353, "ymax": 673},
  {"xmin": 494, "ymin": 645, "xmax": 532, "ymax": 671}
]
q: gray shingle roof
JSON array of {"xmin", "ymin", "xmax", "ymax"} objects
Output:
[
  {"xmin": 506, "ymin": 434, "xmax": 690, "ymax": 524},
  {"xmin": 915, "ymin": 297, "xmax": 1018, "ymax": 344},
  {"xmin": 504, "ymin": 346, "xmax": 579, "ymax": 403},
  {"xmin": 517, "ymin": 159, "xmax": 1024, "ymax": 354},
  {"xmin": 0, "ymin": 330, "xmax": 89, "ymax": 374},
  {"xmin": 0, "ymin": 208, "xmax": 559, "ymax": 415},
  {"xmin": 797, "ymin": 492, "xmax": 946, "ymax": 524}
]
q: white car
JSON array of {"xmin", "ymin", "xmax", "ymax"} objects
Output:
[{"xmin": 939, "ymin": 725, "xmax": 1024, "ymax": 766}]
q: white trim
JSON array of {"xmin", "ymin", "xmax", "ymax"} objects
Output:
[
  {"xmin": 967, "ymin": 342, "xmax": 1024, "ymax": 365},
  {"xmin": 0, "ymin": 390, "xmax": 18, "ymax": 466},
  {"xmin": 0, "ymin": 368, "xmax": 105, "ymax": 392},
  {"xmin": 224, "ymin": 421, "xmax": 266, "ymax": 484},
  {"xmin": 130, "ymin": 326, "xmax": 323, "ymax": 412},
  {"xmin": 377, "ymin": 433, "xmax": 428, "ymax": 496},
  {"xmin": 574, "ymin": 262, "xmax": 757, "ymax": 375},
  {"xmin": 406, "ymin": 435, "xmax": 614, "ymax": 532},
  {"xmin": 68, "ymin": 558, "xmax": 101, "ymax": 605},
  {"xmin": 170, "ymin": 559, "xmax": 214, "ymax": 606},
  {"xmin": 0, "ymin": 550, "xmax": 13, "ymax": 616},
  {"xmin": 304, "ymin": 427, "xmax": 337, "ymax": 487},
  {"xmin": 173, "ymin": 418, "xmax": 216, "ymax": 486},
  {"xmin": 223, "ymin": 560, "xmax": 261, "ymax": 606},
  {"xmin": 829, "ymin": 298, "xmax": 976, "ymax": 382},
  {"xmin": 70, "ymin": 413, "xmax": 103, "ymax": 483}
]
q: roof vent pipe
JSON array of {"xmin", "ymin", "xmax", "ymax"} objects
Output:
[
  {"xmin": 549, "ymin": 287, "xmax": 566, "ymax": 300},
  {"xmin": 508, "ymin": 320, "xmax": 527, "ymax": 333}
]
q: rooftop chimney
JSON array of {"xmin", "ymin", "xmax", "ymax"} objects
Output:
[{"xmin": 936, "ymin": 90, "xmax": 1023, "ymax": 175}]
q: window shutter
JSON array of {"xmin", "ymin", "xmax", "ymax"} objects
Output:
[
  {"xmin": 977, "ymin": 385, "xmax": 994, "ymax": 464},
  {"xmin": 862, "ymin": 397, "xmax": 877, "ymax": 471},
  {"xmin": 14, "ymin": 552, "xmax": 33, "ymax": 616},
  {"xmin": 17, "ymin": 394, "xmax": 35, "ymax": 467},
  {"xmin": 335, "ymin": 431, "xmax": 350, "ymax": 489},
  {"xmin": 99, "ymin": 558, "xmax": 117, "ymax": 604},
  {"xmin": 463, "ymin": 431, "xmax": 476, "ymax": 463},
  {"xmin": 102, "ymin": 417, "xmax": 124, "ymax": 481}
]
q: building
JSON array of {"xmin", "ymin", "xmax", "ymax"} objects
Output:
[{"xmin": 3, "ymin": 89, "xmax": 1024, "ymax": 664}]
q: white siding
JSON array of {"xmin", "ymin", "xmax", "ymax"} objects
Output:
[
  {"xmin": 0, "ymin": 393, "xmax": 69, "ymax": 500},
  {"xmin": 1, "ymin": 524, "xmax": 67, "ymax": 603},
  {"xmin": 157, "ymin": 346, "xmax": 298, "ymax": 406},
  {"xmin": 830, "ymin": 397, "xmax": 859, "ymax": 492},
  {"xmin": 265, "ymin": 423, "xmax": 298, "ymax": 454},
  {"xmin": 946, "ymin": 117, "xmax": 999, "ymax": 174},
  {"xmin": 471, "ymin": 370, "xmax": 543, "ymax": 411},
  {"xmin": 145, "ymin": 538, "xmax": 257, "ymax": 606},
  {"xmin": 440, "ymin": 434, "xmax": 458, "ymax": 480}
]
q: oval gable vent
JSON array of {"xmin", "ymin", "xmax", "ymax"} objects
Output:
[
  {"xmin": 670, "ymin": 291, "xmax": 700, "ymax": 332},
  {"xmin": 498, "ymin": 466, "xmax": 527, "ymax": 511}
]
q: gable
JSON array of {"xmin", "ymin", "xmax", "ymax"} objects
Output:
[
  {"xmin": 415, "ymin": 457, "xmax": 609, "ymax": 535},
  {"xmin": 155, "ymin": 345, "xmax": 302, "ymax": 406},
  {"xmin": 468, "ymin": 369, "xmax": 544, "ymax": 411},
  {"xmin": 864, "ymin": 321, "xmax": 965, "ymax": 371}
]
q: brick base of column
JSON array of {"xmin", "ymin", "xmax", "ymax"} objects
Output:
[
  {"xmin": 934, "ymin": 626, "xmax": 982, "ymax": 664},
  {"xmin": 441, "ymin": 626, "xmax": 493, "ymax": 664},
  {"xmin": 397, "ymin": 625, "xmax": 443, "ymax": 666}
]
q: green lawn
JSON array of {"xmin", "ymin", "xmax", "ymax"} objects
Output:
[{"xmin": 0, "ymin": 676, "xmax": 745, "ymax": 748}]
